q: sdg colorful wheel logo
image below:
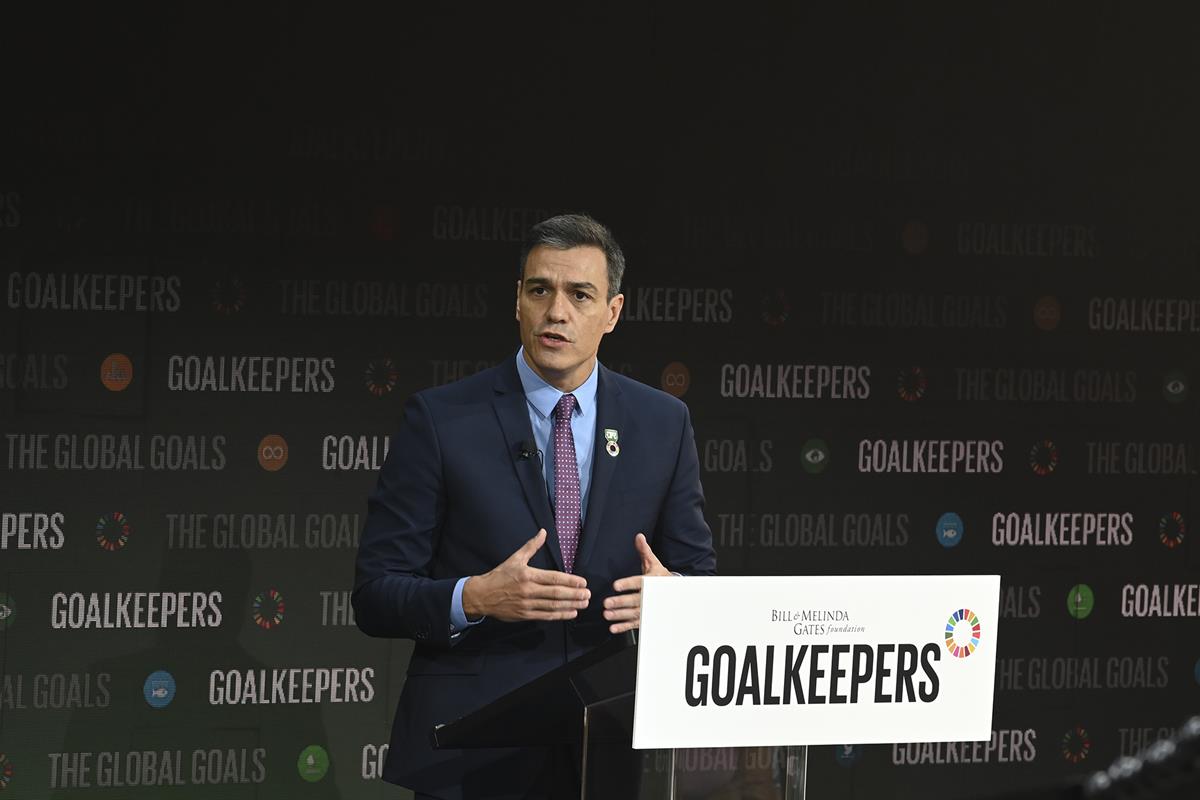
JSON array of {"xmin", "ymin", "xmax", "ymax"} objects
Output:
[
  {"xmin": 896, "ymin": 367, "xmax": 927, "ymax": 402},
  {"xmin": 944, "ymin": 609, "xmax": 981, "ymax": 658},
  {"xmin": 1061, "ymin": 726, "xmax": 1091, "ymax": 763},
  {"xmin": 96, "ymin": 512, "xmax": 132, "ymax": 551},
  {"xmin": 1028, "ymin": 439, "xmax": 1059, "ymax": 476},
  {"xmin": 1159, "ymin": 512, "xmax": 1185, "ymax": 549},
  {"xmin": 0, "ymin": 753, "xmax": 13, "ymax": 790},
  {"xmin": 252, "ymin": 589, "xmax": 286, "ymax": 630},
  {"xmin": 364, "ymin": 358, "xmax": 399, "ymax": 397},
  {"xmin": 143, "ymin": 671, "xmax": 177, "ymax": 708}
]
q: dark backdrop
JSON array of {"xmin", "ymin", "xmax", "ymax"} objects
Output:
[{"xmin": 1, "ymin": 5, "xmax": 1198, "ymax": 799}]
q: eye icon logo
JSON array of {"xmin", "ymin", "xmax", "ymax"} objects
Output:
[
  {"xmin": 660, "ymin": 362, "xmax": 691, "ymax": 398},
  {"xmin": 801, "ymin": 439, "xmax": 830, "ymax": 474},
  {"xmin": 1159, "ymin": 512, "xmax": 1185, "ymax": 549},
  {"xmin": 0, "ymin": 593, "xmax": 15, "ymax": 629},
  {"xmin": 96, "ymin": 512, "xmax": 132, "ymax": 551},
  {"xmin": 1061, "ymin": 726, "xmax": 1091, "ymax": 763},
  {"xmin": 257, "ymin": 435, "xmax": 289, "ymax": 471},
  {"xmin": 252, "ymin": 588, "xmax": 286, "ymax": 630},
  {"xmin": 143, "ymin": 671, "xmax": 176, "ymax": 708},
  {"xmin": 364, "ymin": 358, "xmax": 399, "ymax": 397},
  {"xmin": 1028, "ymin": 440, "xmax": 1059, "ymax": 476},
  {"xmin": 944, "ymin": 609, "xmax": 981, "ymax": 658},
  {"xmin": 935, "ymin": 512, "xmax": 964, "ymax": 548},
  {"xmin": 1163, "ymin": 370, "xmax": 1188, "ymax": 403},
  {"xmin": 100, "ymin": 353, "xmax": 134, "ymax": 392}
]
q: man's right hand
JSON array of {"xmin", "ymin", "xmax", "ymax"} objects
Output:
[{"xmin": 461, "ymin": 529, "xmax": 590, "ymax": 621}]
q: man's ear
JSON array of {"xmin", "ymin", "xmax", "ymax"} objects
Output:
[
  {"xmin": 514, "ymin": 280, "xmax": 522, "ymax": 322},
  {"xmin": 605, "ymin": 293, "xmax": 624, "ymax": 333}
]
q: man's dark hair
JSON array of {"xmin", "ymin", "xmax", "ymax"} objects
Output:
[{"xmin": 518, "ymin": 213, "xmax": 625, "ymax": 300}]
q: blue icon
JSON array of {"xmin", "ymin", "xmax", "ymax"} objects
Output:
[
  {"xmin": 936, "ymin": 513, "xmax": 964, "ymax": 548},
  {"xmin": 835, "ymin": 744, "xmax": 863, "ymax": 766},
  {"xmin": 144, "ymin": 670, "xmax": 176, "ymax": 708}
]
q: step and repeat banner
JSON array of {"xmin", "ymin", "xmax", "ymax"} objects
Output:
[{"xmin": 1, "ymin": 6, "xmax": 1199, "ymax": 799}]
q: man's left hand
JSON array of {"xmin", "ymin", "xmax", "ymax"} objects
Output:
[{"xmin": 604, "ymin": 532, "xmax": 671, "ymax": 634}]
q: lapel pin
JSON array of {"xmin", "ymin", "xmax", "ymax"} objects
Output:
[{"xmin": 604, "ymin": 428, "xmax": 620, "ymax": 457}]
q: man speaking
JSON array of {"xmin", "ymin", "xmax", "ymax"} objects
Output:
[{"xmin": 353, "ymin": 214, "xmax": 717, "ymax": 799}]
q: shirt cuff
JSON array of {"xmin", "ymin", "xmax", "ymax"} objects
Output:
[{"xmin": 450, "ymin": 576, "xmax": 485, "ymax": 635}]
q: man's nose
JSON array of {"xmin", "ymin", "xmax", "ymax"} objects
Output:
[{"xmin": 546, "ymin": 291, "xmax": 571, "ymax": 321}]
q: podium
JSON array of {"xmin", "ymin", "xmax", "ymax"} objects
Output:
[{"xmin": 431, "ymin": 630, "xmax": 809, "ymax": 799}]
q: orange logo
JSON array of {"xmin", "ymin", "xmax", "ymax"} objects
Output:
[
  {"xmin": 100, "ymin": 354, "xmax": 133, "ymax": 392},
  {"xmin": 901, "ymin": 220, "xmax": 929, "ymax": 255},
  {"xmin": 258, "ymin": 434, "xmax": 289, "ymax": 471},
  {"xmin": 1034, "ymin": 296, "xmax": 1061, "ymax": 331},
  {"xmin": 660, "ymin": 362, "xmax": 691, "ymax": 398}
]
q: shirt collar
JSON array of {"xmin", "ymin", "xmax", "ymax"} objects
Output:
[{"xmin": 515, "ymin": 346, "xmax": 599, "ymax": 420}]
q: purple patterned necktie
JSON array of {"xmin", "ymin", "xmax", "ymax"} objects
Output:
[{"xmin": 553, "ymin": 393, "xmax": 581, "ymax": 573}]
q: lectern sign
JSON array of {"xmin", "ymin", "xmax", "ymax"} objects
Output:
[{"xmin": 632, "ymin": 575, "xmax": 1000, "ymax": 749}]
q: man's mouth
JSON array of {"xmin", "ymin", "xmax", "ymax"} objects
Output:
[{"xmin": 538, "ymin": 332, "xmax": 570, "ymax": 344}]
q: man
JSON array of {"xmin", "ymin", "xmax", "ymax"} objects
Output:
[{"xmin": 353, "ymin": 213, "xmax": 716, "ymax": 799}]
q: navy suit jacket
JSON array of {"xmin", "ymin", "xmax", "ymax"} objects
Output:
[{"xmin": 352, "ymin": 355, "xmax": 716, "ymax": 797}]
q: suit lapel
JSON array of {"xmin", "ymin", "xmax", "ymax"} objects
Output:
[
  {"xmin": 577, "ymin": 364, "xmax": 624, "ymax": 570},
  {"xmin": 492, "ymin": 359, "xmax": 563, "ymax": 571}
]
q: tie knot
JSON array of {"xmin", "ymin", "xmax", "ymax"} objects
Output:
[{"xmin": 554, "ymin": 393, "xmax": 577, "ymax": 421}]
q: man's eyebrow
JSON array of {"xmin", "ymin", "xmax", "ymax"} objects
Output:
[{"xmin": 523, "ymin": 277, "xmax": 600, "ymax": 293}]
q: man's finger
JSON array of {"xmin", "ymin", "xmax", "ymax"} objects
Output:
[
  {"xmin": 513, "ymin": 528, "xmax": 548, "ymax": 564},
  {"xmin": 603, "ymin": 593, "xmax": 640, "ymax": 610},
  {"xmin": 527, "ymin": 566, "xmax": 588, "ymax": 588},
  {"xmin": 609, "ymin": 619, "xmax": 640, "ymax": 634},
  {"xmin": 603, "ymin": 605, "xmax": 639, "ymax": 622},
  {"xmin": 521, "ymin": 580, "xmax": 590, "ymax": 601},
  {"xmin": 634, "ymin": 532, "xmax": 664, "ymax": 570},
  {"xmin": 612, "ymin": 574, "xmax": 643, "ymax": 593},
  {"xmin": 526, "ymin": 598, "xmax": 590, "ymax": 612}
]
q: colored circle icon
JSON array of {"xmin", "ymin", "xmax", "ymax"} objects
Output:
[
  {"xmin": 834, "ymin": 744, "xmax": 862, "ymax": 766},
  {"xmin": 660, "ymin": 362, "xmax": 691, "ymax": 398},
  {"xmin": 143, "ymin": 671, "xmax": 176, "ymax": 708},
  {"xmin": 297, "ymin": 745, "xmax": 330, "ymax": 782},
  {"xmin": 365, "ymin": 358, "xmax": 399, "ymax": 397},
  {"xmin": 258, "ymin": 434, "xmax": 289, "ymax": 471},
  {"xmin": 0, "ymin": 593, "xmax": 14, "ymax": 630},
  {"xmin": 1067, "ymin": 584, "xmax": 1094, "ymax": 619},
  {"xmin": 801, "ymin": 439, "xmax": 830, "ymax": 474},
  {"xmin": 1033, "ymin": 296, "xmax": 1061, "ymax": 331},
  {"xmin": 897, "ymin": 367, "xmax": 927, "ymax": 402},
  {"xmin": 1163, "ymin": 370, "xmax": 1188, "ymax": 404},
  {"xmin": 760, "ymin": 289, "xmax": 790, "ymax": 329},
  {"xmin": 944, "ymin": 608, "xmax": 981, "ymax": 658},
  {"xmin": 100, "ymin": 353, "xmax": 134, "ymax": 392},
  {"xmin": 1061, "ymin": 726, "xmax": 1091, "ymax": 764},
  {"xmin": 1159, "ymin": 512, "xmax": 1186, "ymax": 549},
  {"xmin": 0, "ymin": 753, "xmax": 12, "ymax": 790},
  {"xmin": 936, "ymin": 512, "xmax": 964, "ymax": 548},
  {"xmin": 1028, "ymin": 439, "xmax": 1059, "ymax": 476},
  {"xmin": 252, "ymin": 588, "xmax": 286, "ymax": 630},
  {"xmin": 96, "ymin": 511, "xmax": 132, "ymax": 551}
]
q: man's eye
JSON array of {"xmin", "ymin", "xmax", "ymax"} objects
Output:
[
  {"xmin": 575, "ymin": 292, "xmax": 590, "ymax": 301},
  {"xmin": 530, "ymin": 287, "xmax": 547, "ymax": 295}
]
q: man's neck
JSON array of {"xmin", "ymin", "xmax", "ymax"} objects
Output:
[{"xmin": 521, "ymin": 350, "xmax": 596, "ymax": 393}]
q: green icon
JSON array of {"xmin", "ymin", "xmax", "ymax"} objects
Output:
[
  {"xmin": 801, "ymin": 438, "xmax": 830, "ymax": 474},
  {"xmin": 1067, "ymin": 584, "xmax": 1094, "ymax": 619},
  {"xmin": 297, "ymin": 745, "xmax": 329, "ymax": 782},
  {"xmin": 0, "ymin": 593, "xmax": 14, "ymax": 630}
]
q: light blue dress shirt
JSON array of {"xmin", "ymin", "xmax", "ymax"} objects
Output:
[{"xmin": 450, "ymin": 348, "xmax": 600, "ymax": 634}]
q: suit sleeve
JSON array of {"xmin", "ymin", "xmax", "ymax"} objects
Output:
[
  {"xmin": 352, "ymin": 392, "xmax": 459, "ymax": 647},
  {"xmin": 654, "ymin": 402, "xmax": 718, "ymax": 576}
]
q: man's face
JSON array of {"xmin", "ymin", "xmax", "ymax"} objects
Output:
[{"xmin": 515, "ymin": 245, "xmax": 623, "ymax": 390}]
